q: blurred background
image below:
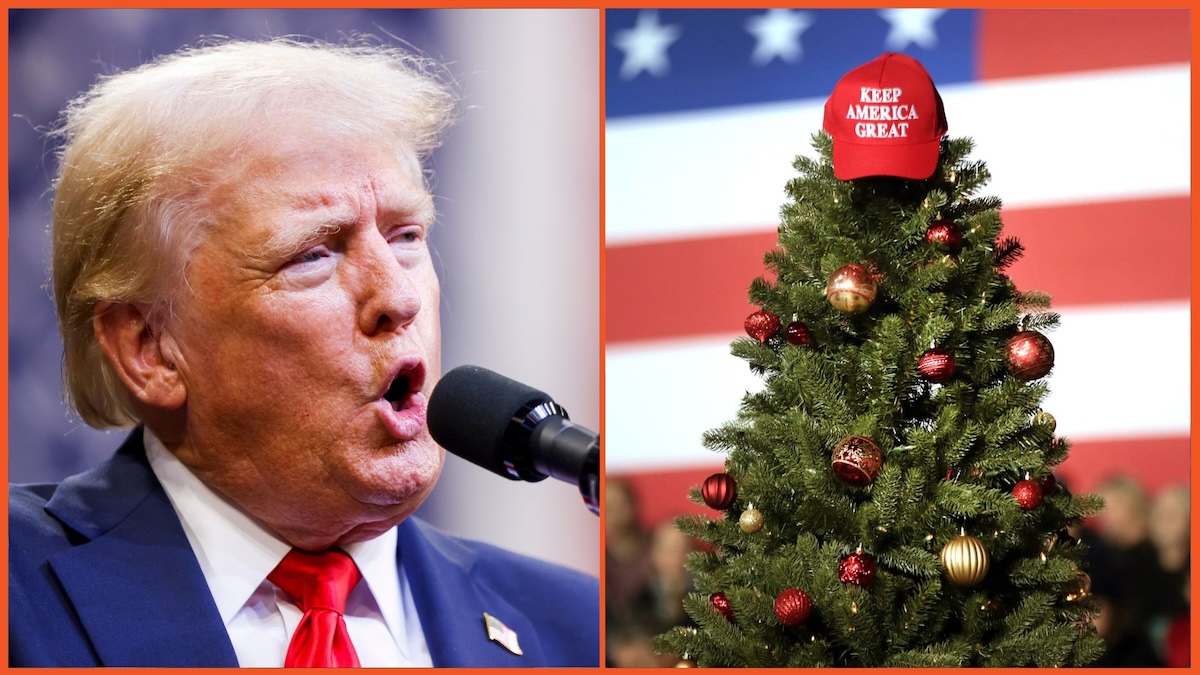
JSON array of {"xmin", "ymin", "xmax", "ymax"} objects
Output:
[
  {"xmin": 8, "ymin": 9, "xmax": 599, "ymax": 577},
  {"xmin": 604, "ymin": 8, "xmax": 1189, "ymax": 667}
]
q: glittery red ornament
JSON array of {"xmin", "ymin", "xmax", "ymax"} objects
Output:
[
  {"xmin": 1013, "ymin": 479, "xmax": 1044, "ymax": 510},
  {"xmin": 773, "ymin": 587, "xmax": 813, "ymax": 626},
  {"xmin": 1041, "ymin": 473, "xmax": 1057, "ymax": 495},
  {"xmin": 710, "ymin": 592, "xmax": 735, "ymax": 622},
  {"xmin": 744, "ymin": 310, "xmax": 781, "ymax": 342},
  {"xmin": 825, "ymin": 263, "xmax": 877, "ymax": 314},
  {"xmin": 702, "ymin": 472, "xmax": 737, "ymax": 510},
  {"xmin": 925, "ymin": 220, "xmax": 963, "ymax": 255},
  {"xmin": 839, "ymin": 551, "xmax": 876, "ymax": 587},
  {"xmin": 917, "ymin": 348, "xmax": 956, "ymax": 384},
  {"xmin": 1006, "ymin": 330, "xmax": 1055, "ymax": 381},
  {"xmin": 785, "ymin": 321, "xmax": 812, "ymax": 346},
  {"xmin": 831, "ymin": 436, "xmax": 883, "ymax": 487}
]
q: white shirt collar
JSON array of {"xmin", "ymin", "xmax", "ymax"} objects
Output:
[{"xmin": 143, "ymin": 428, "xmax": 405, "ymax": 643}]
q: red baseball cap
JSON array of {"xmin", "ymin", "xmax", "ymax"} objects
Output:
[{"xmin": 822, "ymin": 53, "xmax": 948, "ymax": 181}]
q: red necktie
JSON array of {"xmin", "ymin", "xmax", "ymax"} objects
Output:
[{"xmin": 269, "ymin": 549, "xmax": 363, "ymax": 668}]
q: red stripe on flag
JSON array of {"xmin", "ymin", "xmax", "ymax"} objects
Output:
[
  {"xmin": 610, "ymin": 435, "xmax": 1191, "ymax": 532},
  {"xmin": 606, "ymin": 196, "xmax": 1188, "ymax": 344},
  {"xmin": 1001, "ymin": 197, "xmax": 1190, "ymax": 308},
  {"xmin": 978, "ymin": 9, "xmax": 1190, "ymax": 80},
  {"xmin": 606, "ymin": 230, "xmax": 773, "ymax": 343}
]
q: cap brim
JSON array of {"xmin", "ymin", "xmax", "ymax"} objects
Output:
[{"xmin": 831, "ymin": 137, "xmax": 942, "ymax": 181}]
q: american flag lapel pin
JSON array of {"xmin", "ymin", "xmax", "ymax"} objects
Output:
[{"xmin": 482, "ymin": 612, "xmax": 523, "ymax": 656}]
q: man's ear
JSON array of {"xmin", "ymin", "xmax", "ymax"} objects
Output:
[{"xmin": 93, "ymin": 301, "xmax": 187, "ymax": 410}]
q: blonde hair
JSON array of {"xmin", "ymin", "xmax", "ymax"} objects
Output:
[{"xmin": 50, "ymin": 37, "xmax": 459, "ymax": 428}]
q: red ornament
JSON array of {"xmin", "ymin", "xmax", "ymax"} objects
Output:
[
  {"xmin": 785, "ymin": 321, "xmax": 812, "ymax": 345},
  {"xmin": 839, "ymin": 550, "xmax": 876, "ymax": 587},
  {"xmin": 831, "ymin": 436, "xmax": 883, "ymax": 487},
  {"xmin": 1041, "ymin": 473, "xmax": 1058, "ymax": 495},
  {"xmin": 773, "ymin": 587, "xmax": 813, "ymax": 626},
  {"xmin": 702, "ymin": 473, "xmax": 737, "ymax": 509},
  {"xmin": 1006, "ymin": 330, "xmax": 1055, "ymax": 381},
  {"xmin": 745, "ymin": 310, "xmax": 781, "ymax": 342},
  {"xmin": 825, "ymin": 263, "xmax": 878, "ymax": 314},
  {"xmin": 925, "ymin": 219, "xmax": 963, "ymax": 255},
  {"xmin": 917, "ymin": 348, "xmax": 956, "ymax": 384},
  {"xmin": 1012, "ymin": 479, "xmax": 1044, "ymax": 510},
  {"xmin": 710, "ymin": 592, "xmax": 735, "ymax": 622}
]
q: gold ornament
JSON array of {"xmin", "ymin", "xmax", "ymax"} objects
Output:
[
  {"xmin": 1066, "ymin": 570, "xmax": 1093, "ymax": 601},
  {"xmin": 675, "ymin": 659, "xmax": 697, "ymax": 668},
  {"xmin": 825, "ymin": 263, "xmax": 878, "ymax": 314},
  {"xmin": 739, "ymin": 505, "xmax": 764, "ymax": 533},
  {"xmin": 941, "ymin": 532, "xmax": 990, "ymax": 586},
  {"xmin": 1033, "ymin": 409, "xmax": 1057, "ymax": 432}
]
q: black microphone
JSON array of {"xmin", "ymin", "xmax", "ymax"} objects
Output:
[{"xmin": 427, "ymin": 365, "xmax": 599, "ymax": 515}]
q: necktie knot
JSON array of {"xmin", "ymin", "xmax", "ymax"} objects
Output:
[
  {"xmin": 270, "ymin": 549, "xmax": 361, "ymax": 614},
  {"xmin": 269, "ymin": 548, "xmax": 363, "ymax": 667}
]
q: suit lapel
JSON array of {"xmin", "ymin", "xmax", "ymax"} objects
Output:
[
  {"xmin": 397, "ymin": 518, "xmax": 545, "ymax": 667},
  {"xmin": 45, "ymin": 432, "xmax": 238, "ymax": 667}
]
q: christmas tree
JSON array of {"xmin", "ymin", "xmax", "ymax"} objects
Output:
[{"xmin": 654, "ymin": 54, "xmax": 1104, "ymax": 668}]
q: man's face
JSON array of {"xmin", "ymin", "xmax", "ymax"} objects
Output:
[{"xmin": 164, "ymin": 132, "xmax": 444, "ymax": 548}]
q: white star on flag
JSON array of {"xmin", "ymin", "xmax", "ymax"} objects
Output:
[
  {"xmin": 613, "ymin": 10, "xmax": 683, "ymax": 80},
  {"xmin": 744, "ymin": 9, "xmax": 815, "ymax": 66},
  {"xmin": 879, "ymin": 8, "xmax": 947, "ymax": 50}
]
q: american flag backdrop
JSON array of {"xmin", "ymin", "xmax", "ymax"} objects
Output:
[{"xmin": 604, "ymin": 9, "xmax": 1190, "ymax": 528}]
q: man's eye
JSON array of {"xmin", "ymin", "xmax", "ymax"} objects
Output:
[
  {"xmin": 288, "ymin": 247, "xmax": 330, "ymax": 265},
  {"xmin": 393, "ymin": 226, "xmax": 424, "ymax": 246}
]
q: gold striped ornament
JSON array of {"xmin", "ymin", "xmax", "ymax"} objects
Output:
[{"xmin": 941, "ymin": 532, "xmax": 990, "ymax": 587}]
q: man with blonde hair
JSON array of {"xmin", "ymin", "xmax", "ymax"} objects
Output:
[{"xmin": 9, "ymin": 37, "xmax": 598, "ymax": 667}]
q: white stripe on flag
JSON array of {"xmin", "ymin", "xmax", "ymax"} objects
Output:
[
  {"xmin": 606, "ymin": 64, "xmax": 1190, "ymax": 245},
  {"xmin": 604, "ymin": 300, "xmax": 1190, "ymax": 473}
]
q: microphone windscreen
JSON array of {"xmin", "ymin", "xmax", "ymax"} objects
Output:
[{"xmin": 427, "ymin": 365, "xmax": 553, "ymax": 476}]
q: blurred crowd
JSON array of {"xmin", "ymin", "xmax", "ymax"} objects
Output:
[
  {"xmin": 605, "ymin": 475, "xmax": 1190, "ymax": 668},
  {"xmin": 606, "ymin": 480, "xmax": 698, "ymax": 667},
  {"xmin": 1084, "ymin": 476, "xmax": 1189, "ymax": 667}
]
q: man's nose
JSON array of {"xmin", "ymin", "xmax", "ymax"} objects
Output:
[{"xmin": 356, "ymin": 232, "xmax": 422, "ymax": 336}]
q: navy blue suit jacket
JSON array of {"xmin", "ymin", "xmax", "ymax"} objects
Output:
[{"xmin": 9, "ymin": 432, "xmax": 599, "ymax": 667}]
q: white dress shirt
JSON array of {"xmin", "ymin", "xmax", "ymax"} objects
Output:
[{"xmin": 144, "ymin": 429, "xmax": 433, "ymax": 667}]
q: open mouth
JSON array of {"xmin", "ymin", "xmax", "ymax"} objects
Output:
[
  {"xmin": 382, "ymin": 363, "xmax": 425, "ymax": 411},
  {"xmin": 384, "ymin": 375, "xmax": 411, "ymax": 411}
]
